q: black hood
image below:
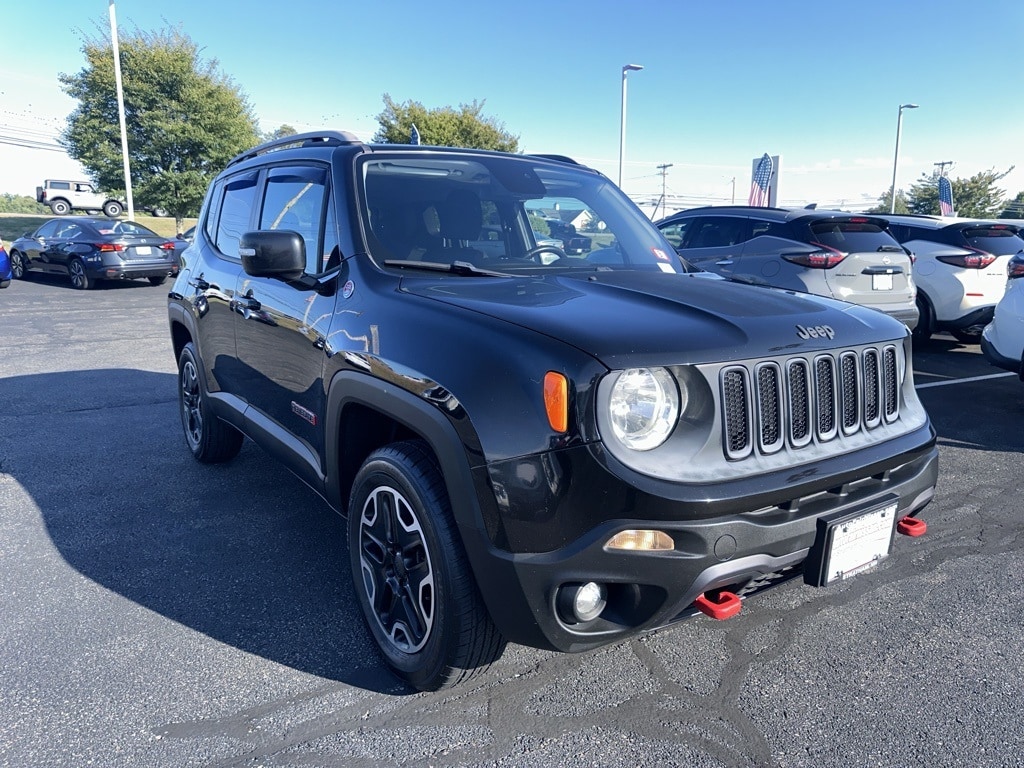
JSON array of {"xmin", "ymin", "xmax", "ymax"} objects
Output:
[{"xmin": 402, "ymin": 270, "xmax": 907, "ymax": 368}]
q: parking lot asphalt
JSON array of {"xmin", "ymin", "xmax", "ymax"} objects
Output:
[{"xmin": 1, "ymin": 275, "xmax": 1022, "ymax": 768}]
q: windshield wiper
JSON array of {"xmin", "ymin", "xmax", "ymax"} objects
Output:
[{"xmin": 383, "ymin": 260, "xmax": 511, "ymax": 277}]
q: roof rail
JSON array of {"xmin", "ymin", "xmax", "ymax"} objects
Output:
[
  {"xmin": 529, "ymin": 153, "xmax": 580, "ymax": 165},
  {"xmin": 227, "ymin": 130, "xmax": 363, "ymax": 168}
]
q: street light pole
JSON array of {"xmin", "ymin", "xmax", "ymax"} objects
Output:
[
  {"xmin": 109, "ymin": 0, "xmax": 134, "ymax": 219},
  {"xmin": 618, "ymin": 64, "xmax": 643, "ymax": 189},
  {"xmin": 889, "ymin": 103, "xmax": 919, "ymax": 214}
]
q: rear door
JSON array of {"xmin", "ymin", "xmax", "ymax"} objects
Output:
[
  {"xmin": 805, "ymin": 217, "xmax": 913, "ymax": 311},
  {"xmin": 678, "ymin": 215, "xmax": 750, "ymax": 276}
]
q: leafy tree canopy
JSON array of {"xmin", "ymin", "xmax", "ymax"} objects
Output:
[
  {"xmin": 60, "ymin": 27, "xmax": 260, "ymax": 228},
  {"xmin": 999, "ymin": 190, "xmax": 1024, "ymax": 219},
  {"xmin": 905, "ymin": 167, "xmax": 1014, "ymax": 218},
  {"xmin": 866, "ymin": 189, "xmax": 910, "ymax": 215},
  {"xmin": 373, "ymin": 94, "xmax": 520, "ymax": 152},
  {"xmin": 263, "ymin": 124, "xmax": 298, "ymax": 142},
  {"xmin": 0, "ymin": 194, "xmax": 47, "ymax": 214}
]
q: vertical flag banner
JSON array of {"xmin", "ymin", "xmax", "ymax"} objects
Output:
[
  {"xmin": 938, "ymin": 176, "xmax": 954, "ymax": 216},
  {"xmin": 410, "ymin": 124, "xmax": 421, "ymax": 145},
  {"xmin": 749, "ymin": 153, "xmax": 773, "ymax": 207}
]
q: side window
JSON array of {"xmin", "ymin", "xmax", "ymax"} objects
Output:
[
  {"xmin": 687, "ymin": 217, "xmax": 747, "ymax": 248},
  {"xmin": 50, "ymin": 182, "xmax": 71, "ymax": 191},
  {"xmin": 750, "ymin": 219, "xmax": 786, "ymax": 239},
  {"xmin": 35, "ymin": 220, "xmax": 62, "ymax": 238},
  {"xmin": 259, "ymin": 165, "xmax": 329, "ymax": 275},
  {"xmin": 214, "ymin": 172, "xmax": 259, "ymax": 258},
  {"xmin": 75, "ymin": 184, "xmax": 93, "ymax": 193},
  {"xmin": 659, "ymin": 219, "xmax": 691, "ymax": 248},
  {"xmin": 57, "ymin": 223, "xmax": 84, "ymax": 239}
]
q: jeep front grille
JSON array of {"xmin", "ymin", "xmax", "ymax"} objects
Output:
[{"xmin": 721, "ymin": 346, "xmax": 900, "ymax": 461}]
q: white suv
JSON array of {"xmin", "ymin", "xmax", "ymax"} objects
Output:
[
  {"xmin": 881, "ymin": 215, "xmax": 1024, "ymax": 344},
  {"xmin": 981, "ymin": 252, "xmax": 1024, "ymax": 379},
  {"xmin": 36, "ymin": 180, "xmax": 126, "ymax": 217}
]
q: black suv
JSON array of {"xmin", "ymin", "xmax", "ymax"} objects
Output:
[{"xmin": 168, "ymin": 132, "xmax": 938, "ymax": 691}]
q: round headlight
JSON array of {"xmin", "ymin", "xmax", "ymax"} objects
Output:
[{"xmin": 608, "ymin": 367, "xmax": 680, "ymax": 451}]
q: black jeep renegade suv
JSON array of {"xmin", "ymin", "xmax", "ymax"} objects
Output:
[{"xmin": 168, "ymin": 131, "xmax": 938, "ymax": 691}]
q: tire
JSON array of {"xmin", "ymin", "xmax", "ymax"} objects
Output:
[
  {"xmin": 103, "ymin": 200, "xmax": 123, "ymax": 218},
  {"xmin": 349, "ymin": 441, "xmax": 505, "ymax": 691},
  {"xmin": 950, "ymin": 327, "xmax": 983, "ymax": 344},
  {"xmin": 148, "ymin": 276, "xmax": 167, "ymax": 286},
  {"xmin": 153, "ymin": 208, "xmax": 169, "ymax": 218},
  {"xmin": 912, "ymin": 296, "xmax": 932, "ymax": 343},
  {"xmin": 50, "ymin": 199, "xmax": 71, "ymax": 216},
  {"xmin": 10, "ymin": 251, "xmax": 26, "ymax": 279},
  {"xmin": 68, "ymin": 258, "xmax": 91, "ymax": 290},
  {"xmin": 177, "ymin": 342, "xmax": 244, "ymax": 463}
]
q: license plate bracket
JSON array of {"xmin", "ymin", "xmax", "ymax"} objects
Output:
[
  {"xmin": 872, "ymin": 272, "xmax": 893, "ymax": 291},
  {"xmin": 804, "ymin": 497, "xmax": 899, "ymax": 587}
]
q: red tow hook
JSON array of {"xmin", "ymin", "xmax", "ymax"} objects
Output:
[
  {"xmin": 694, "ymin": 590, "xmax": 742, "ymax": 620},
  {"xmin": 897, "ymin": 516, "xmax": 927, "ymax": 537}
]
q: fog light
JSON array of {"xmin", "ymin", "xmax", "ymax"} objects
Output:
[
  {"xmin": 557, "ymin": 581, "xmax": 607, "ymax": 624},
  {"xmin": 605, "ymin": 529, "xmax": 674, "ymax": 551}
]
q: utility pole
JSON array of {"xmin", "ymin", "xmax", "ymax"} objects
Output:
[
  {"xmin": 656, "ymin": 163, "xmax": 673, "ymax": 219},
  {"xmin": 934, "ymin": 160, "xmax": 954, "ymax": 177}
]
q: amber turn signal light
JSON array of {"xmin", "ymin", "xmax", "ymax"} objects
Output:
[{"xmin": 543, "ymin": 371, "xmax": 568, "ymax": 433}]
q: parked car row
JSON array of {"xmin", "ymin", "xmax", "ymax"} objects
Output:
[{"xmin": 653, "ymin": 207, "xmax": 1024, "ymax": 347}]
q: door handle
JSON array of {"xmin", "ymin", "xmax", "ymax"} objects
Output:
[
  {"xmin": 189, "ymin": 278, "xmax": 210, "ymax": 290},
  {"xmin": 715, "ymin": 259, "xmax": 734, "ymax": 265}
]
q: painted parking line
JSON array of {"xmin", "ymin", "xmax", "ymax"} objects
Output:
[{"xmin": 915, "ymin": 371, "xmax": 1016, "ymax": 389}]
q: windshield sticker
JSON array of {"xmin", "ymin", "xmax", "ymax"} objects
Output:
[
  {"xmin": 652, "ymin": 248, "xmax": 670, "ymax": 261},
  {"xmin": 657, "ymin": 262, "xmax": 677, "ymax": 274}
]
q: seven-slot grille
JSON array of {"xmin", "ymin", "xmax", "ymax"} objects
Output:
[{"xmin": 721, "ymin": 346, "xmax": 900, "ymax": 460}]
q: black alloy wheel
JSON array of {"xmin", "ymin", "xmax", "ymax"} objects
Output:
[
  {"xmin": 349, "ymin": 441, "xmax": 505, "ymax": 691},
  {"xmin": 177, "ymin": 342, "xmax": 243, "ymax": 463}
]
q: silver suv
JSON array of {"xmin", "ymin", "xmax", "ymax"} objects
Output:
[
  {"xmin": 36, "ymin": 179, "xmax": 127, "ymax": 218},
  {"xmin": 655, "ymin": 206, "xmax": 919, "ymax": 330}
]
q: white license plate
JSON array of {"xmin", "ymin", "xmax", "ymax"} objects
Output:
[
  {"xmin": 823, "ymin": 502, "xmax": 898, "ymax": 584},
  {"xmin": 872, "ymin": 273, "xmax": 893, "ymax": 291},
  {"xmin": 135, "ymin": 245, "xmax": 152, "ymax": 256}
]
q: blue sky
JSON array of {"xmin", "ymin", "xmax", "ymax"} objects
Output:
[{"xmin": 3, "ymin": 0, "xmax": 1022, "ymax": 213}]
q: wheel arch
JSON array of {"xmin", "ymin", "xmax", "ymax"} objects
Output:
[{"xmin": 324, "ymin": 371, "xmax": 480, "ymax": 525}]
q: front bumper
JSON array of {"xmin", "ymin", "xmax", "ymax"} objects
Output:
[{"xmin": 468, "ymin": 429, "xmax": 938, "ymax": 653}]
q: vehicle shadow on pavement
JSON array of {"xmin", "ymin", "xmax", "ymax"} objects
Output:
[{"xmin": 1, "ymin": 367, "xmax": 409, "ymax": 696}]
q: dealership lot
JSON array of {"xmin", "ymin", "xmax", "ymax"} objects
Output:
[{"xmin": 1, "ymin": 276, "xmax": 1021, "ymax": 767}]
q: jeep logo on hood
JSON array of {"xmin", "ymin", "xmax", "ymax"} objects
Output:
[{"xmin": 796, "ymin": 324, "xmax": 835, "ymax": 340}]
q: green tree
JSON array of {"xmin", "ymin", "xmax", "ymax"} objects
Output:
[
  {"xmin": 866, "ymin": 189, "xmax": 910, "ymax": 214},
  {"xmin": 59, "ymin": 27, "xmax": 260, "ymax": 230},
  {"xmin": 905, "ymin": 168, "xmax": 1014, "ymax": 218},
  {"xmin": 263, "ymin": 124, "xmax": 298, "ymax": 142},
  {"xmin": 999, "ymin": 190, "xmax": 1024, "ymax": 219},
  {"xmin": 0, "ymin": 194, "xmax": 47, "ymax": 214},
  {"xmin": 373, "ymin": 94, "xmax": 520, "ymax": 152}
]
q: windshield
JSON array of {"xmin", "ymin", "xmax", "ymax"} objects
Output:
[{"xmin": 359, "ymin": 153, "xmax": 682, "ymax": 274}]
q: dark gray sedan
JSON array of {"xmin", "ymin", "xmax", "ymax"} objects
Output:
[{"xmin": 8, "ymin": 217, "xmax": 179, "ymax": 290}]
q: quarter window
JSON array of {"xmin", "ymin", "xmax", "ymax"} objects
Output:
[{"xmin": 214, "ymin": 172, "xmax": 259, "ymax": 258}]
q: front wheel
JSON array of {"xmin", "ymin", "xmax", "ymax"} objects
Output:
[
  {"xmin": 177, "ymin": 342, "xmax": 244, "ymax": 463},
  {"xmin": 10, "ymin": 251, "xmax": 26, "ymax": 279},
  {"xmin": 69, "ymin": 258, "xmax": 91, "ymax": 290},
  {"xmin": 349, "ymin": 441, "xmax": 505, "ymax": 691},
  {"xmin": 102, "ymin": 200, "xmax": 123, "ymax": 218}
]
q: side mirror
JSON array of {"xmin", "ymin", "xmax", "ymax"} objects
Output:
[{"xmin": 239, "ymin": 230, "xmax": 305, "ymax": 280}]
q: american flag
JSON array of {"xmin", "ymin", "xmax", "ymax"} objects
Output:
[
  {"xmin": 938, "ymin": 176, "xmax": 954, "ymax": 216},
  {"xmin": 749, "ymin": 153, "xmax": 773, "ymax": 207}
]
